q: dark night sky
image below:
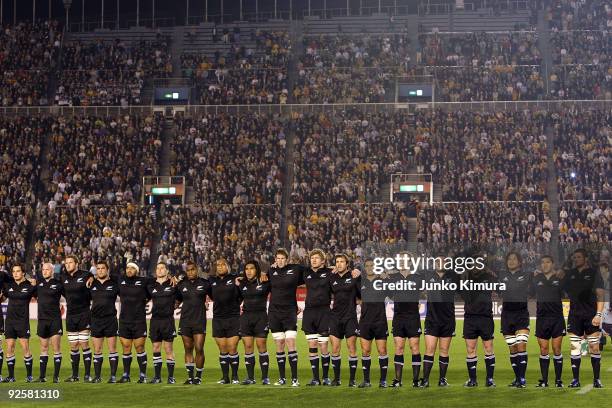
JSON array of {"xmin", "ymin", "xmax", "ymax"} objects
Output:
[{"xmin": 4, "ymin": 0, "xmax": 420, "ymax": 27}]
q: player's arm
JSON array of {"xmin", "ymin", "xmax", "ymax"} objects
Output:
[{"xmin": 593, "ymin": 271, "xmax": 606, "ymax": 326}]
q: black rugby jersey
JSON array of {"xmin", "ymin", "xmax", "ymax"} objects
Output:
[
  {"xmin": 562, "ymin": 267, "xmax": 604, "ymax": 316},
  {"xmin": 498, "ymin": 269, "xmax": 531, "ymax": 312},
  {"xmin": 148, "ymin": 279, "xmax": 178, "ymax": 319},
  {"xmin": 530, "ymin": 273, "xmax": 564, "ymax": 319},
  {"xmin": 176, "ymin": 277, "xmax": 210, "ymax": 323},
  {"xmin": 330, "ymin": 271, "xmax": 361, "ymax": 320},
  {"xmin": 461, "ymin": 271, "xmax": 494, "ymax": 318},
  {"xmin": 266, "ymin": 264, "xmax": 305, "ymax": 307},
  {"xmin": 2, "ymin": 280, "xmax": 37, "ymax": 321},
  {"xmin": 304, "ymin": 266, "xmax": 333, "ymax": 308},
  {"xmin": 36, "ymin": 277, "xmax": 63, "ymax": 321},
  {"xmin": 90, "ymin": 278, "xmax": 119, "ymax": 319},
  {"xmin": 61, "ymin": 270, "xmax": 92, "ymax": 315},
  {"xmin": 389, "ymin": 272, "xmax": 422, "ymax": 319},
  {"xmin": 423, "ymin": 270, "xmax": 458, "ymax": 323},
  {"xmin": 209, "ymin": 274, "xmax": 242, "ymax": 319},
  {"xmin": 359, "ymin": 277, "xmax": 387, "ymax": 323},
  {"xmin": 239, "ymin": 278, "xmax": 270, "ymax": 313},
  {"xmin": 117, "ymin": 275, "xmax": 153, "ymax": 323}
]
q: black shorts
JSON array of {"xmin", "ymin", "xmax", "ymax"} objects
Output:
[
  {"xmin": 424, "ymin": 318, "xmax": 456, "ymax": 338},
  {"xmin": 37, "ymin": 319, "xmax": 64, "ymax": 338},
  {"xmin": 66, "ymin": 311, "xmax": 91, "ymax": 333},
  {"xmin": 500, "ymin": 310, "xmax": 530, "ymax": 335},
  {"xmin": 178, "ymin": 320, "xmax": 206, "ymax": 337},
  {"xmin": 357, "ymin": 321, "xmax": 388, "ymax": 340},
  {"xmin": 535, "ymin": 316, "xmax": 566, "ymax": 339},
  {"xmin": 463, "ymin": 316, "xmax": 495, "ymax": 340},
  {"xmin": 268, "ymin": 304, "xmax": 297, "ymax": 333},
  {"xmin": 212, "ymin": 317, "xmax": 240, "ymax": 338},
  {"xmin": 149, "ymin": 318, "xmax": 177, "ymax": 342},
  {"xmin": 240, "ymin": 312, "xmax": 269, "ymax": 338},
  {"xmin": 602, "ymin": 323, "xmax": 612, "ymax": 336},
  {"xmin": 118, "ymin": 320, "xmax": 148, "ymax": 339},
  {"xmin": 302, "ymin": 306, "xmax": 331, "ymax": 336},
  {"xmin": 329, "ymin": 317, "xmax": 358, "ymax": 339},
  {"xmin": 4, "ymin": 319, "xmax": 30, "ymax": 339},
  {"xmin": 567, "ymin": 313, "xmax": 600, "ymax": 336},
  {"xmin": 392, "ymin": 315, "xmax": 422, "ymax": 338},
  {"xmin": 91, "ymin": 317, "xmax": 118, "ymax": 338}
]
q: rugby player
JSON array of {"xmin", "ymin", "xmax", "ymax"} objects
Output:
[
  {"xmin": 116, "ymin": 262, "xmax": 152, "ymax": 383},
  {"xmin": 176, "ymin": 261, "xmax": 210, "ymax": 385},
  {"xmin": 531, "ymin": 255, "xmax": 566, "ymax": 388},
  {"xmin": 147, "ymin": 262, "xmax": 178, "ymax": 384},
  {"xmin": 210, "ymin": 258, "xmax": 242, "ymax": 384},
  {"xmin": 0, "ymin": 267, "xmax": 13, "ymax": 380},
  {"xmin": 357, "ymin": 259, "xmax": 389, "ymax": 388},
  {"xmin": 388, "ymin": 258, "xmax": 423, "ymax": 388},
  {"xmin": 301, "ymin": 249, "xmax": 333, "ymax": 386},
  {"xmin": 561, "ymin": 249, "xmax": 605, "ymax": 388},
  {"xmin": 61, "ymin": 255, "xmax": 93, "ymax": 382},
  {"xmin": 260, "ymin": 248, "xmax": 304, "ymax": 386},
  {"xmin": 421, "ymin": 256, "xmax": 459, "ymax": 387},
  {"xmin": 498, "ymin": 252, "xmax": 531, "ymax": 388},
  {"xmin": 35, "ymin": 262, "xmax": 64, "ymax": 383},
  {"xmin": 1, "ymin": 263, "xmax": 36, "ymax": 382},
  {"xmin": 89, "ymin": 260, "xmax": 120, "ymax": 383},
  {"xmin": 461, "ymin": 265, "xmax": 496, "ymax": 387},
  {"xmin": 238, "ymin": 260, "xmax": 271, "ymax": 385},
  {"xmin": 328, "ymin": 253, "xmax": 361, "ymax": 387}
]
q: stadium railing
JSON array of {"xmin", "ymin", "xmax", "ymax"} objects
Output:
[{"xmin": 1, "ymin": 100, "xmax": 610, "ymax": 117}]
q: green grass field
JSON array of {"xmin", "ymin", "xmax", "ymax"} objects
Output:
[{"xmin": 0, "ymin": 320, "xmax": 610, "ymax": 407}]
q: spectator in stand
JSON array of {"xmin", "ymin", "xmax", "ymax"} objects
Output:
[
  {"xmin": 173, "ymin": 113, "xmax": 286, "ymax": 205},
  {"xmin": 288, "ymin": 203, "xmax": 410, "ymax": 265},
  {"xmin": 157, "ymin": 204, "xmax": 281, "ymax": 275},
  {"xmin": 45, "ymin": 115, "xmax": 162, "ymax": 206},
  {"xmin": 0, "ymin": 206, "xmax": 31, "ymax": 273},
  {"xmin": 0, "ymin": 21, "xmax": 61, "ymax": 106},
  {"xmin": 33, "ymin": 204, "xmax": 155, "ymax": 275},
  {"xmin": 56, "ymin": 38, "xmax": 171, "ymax": 106}
]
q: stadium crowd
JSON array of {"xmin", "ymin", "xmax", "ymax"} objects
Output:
[
  {"xmin": 0, "ymin": 20, "xmax": 61, "ymax": 106},
  {"xmin": 288, "ymin": 203, "xmax": 411, "ymax": 264},
  {"xmin": 157, "ymin": 204, "xmax": 281, "ymax": 275},
  {"xmin": 32, "ymin": 204, "xmax": 156, "ymax": 275},
  {"xmin": 418, "ymin": 31, "xmax": 542, "ymax": 66},
  {"xmin": 546, "ymin": 0, "xmax": 612, "ymax": 30},
  {"xmin": 0, "ymin": 206, "xmax": 31, "ymax": 273},
  {"xmin": 416, "ymin": 202, "xmax": 550, "ymax": 244},
  {"xmin": 183, "ymin": 30, "xmax": 291, "ymax": 104},
  {"xmin": 173, "ymin": 113, "xmax": 286, "ymax": 205},
  {"xmin": 0, "ymin": 117, "xmax": 47, "ymax": 206},
  {"xmin": 559, "ymin": 201, "xmax": 612, "ymax": 243},
  {"xmin": 292, "ymin": 34, "xmax": 411, "ymax": 103},
  {"xmin": 55, "ymin": 39, "xmax": 171, "ymax": 106},
  {"xmin": 45, "ymin": 115, "xmax": 162, "ymax": 206},
  {"xmin": 291, "ymin": 110, "xmax": 414, "ymax": 203},
  {"xmin": 552, "ymin": 109, "xmax": 611, "ymax": 200}
]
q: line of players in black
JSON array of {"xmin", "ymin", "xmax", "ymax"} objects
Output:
[{"xmin": 0, "ymin": 248, "xmax": 608, "ymax": 389}]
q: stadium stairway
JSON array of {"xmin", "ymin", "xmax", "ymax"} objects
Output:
[
  {"xmin": 536, "ymin": 9, "xmax": 553, "ymax": 97},
  {"xmin": 24, "ymin": 115, "xmax": 55, "ymax": 273},
  {"xmin": 146, "ymin": 118, "xmax": 176, "ymax": 275},
  {"xmin": 406, "ymin": 217, "xmax": 418, "ymax": 255},
  {"xmin": 545, "ymin": 125, "xmax": 561, "ymax": 262},
  {"xmin": 279, "ymin": 20, "xmax": 304, "ymax": 248},
  {"xmin": 171, "ymin": 26, "xmax": 186, "ymax": 79}
]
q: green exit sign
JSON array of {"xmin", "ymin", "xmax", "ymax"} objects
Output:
[
  {"xmin": 151, "ymin": 187, "xmax": 176, "ymax": 195},
  {"xmin": 399, "ymin": 184, "xmax": 424, "ymax": 192},
  {"xmin": 164, "ymin": 92, "xmax": 179, "ymax": 99}
]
